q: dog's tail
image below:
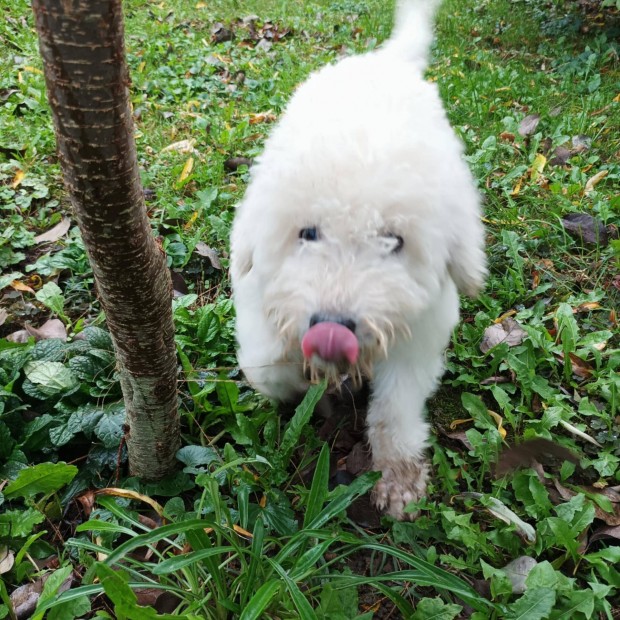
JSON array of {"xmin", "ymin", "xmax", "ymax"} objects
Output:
[{"xmin": 382, "ymin": 0, "xmax": 441, "ymax": 69}]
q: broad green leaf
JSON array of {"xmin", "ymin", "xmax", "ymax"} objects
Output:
[
  {"xmin": 507, "ymin": 588, "xmax": 556, "ymax": 620},
  {"xmin": 35, "ymin": 282, "xmax": 65, "ymax": 317},
  {"xmin": 4, "ymin": 462, "xmax": 78, "ymax": 499},
  {"xmin": 32, "ymin": 565, "xmax": 73, "ymax": 620},
  {"xmin": 176, "ymin": 445, "xmax": 219, "ymax": 467},
  {"xmin": 0, "ymin": 508, "xmax": 45, "ymax": 538},
  {"xmin": 411, "ymin": 597, "xmax": 462, "ymax": 620},
  {"xmin": 24, "ymin": 360, "xmax": 78, "ymax": 395}
]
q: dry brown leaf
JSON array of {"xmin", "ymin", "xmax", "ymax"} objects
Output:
[
  {"xmin": 562, "ymin": 212, "xmax": 608, "ymax": 246},
  {"xmin": 249, "ymin": 110, "xmax": 277, "ymax": 124},
  {"xmin": 495, "ymin": 438, "xmax": 579, "ymax": 477},
  {"xmin": 589, "ymin": 524, "xmax": 620, "ymax": 544},
  {"xmin": 0, "ymin": 547, "xmax": 14, "ymax": 574},
  {"xmin": 11, "ymin": 280, "xmax": 35, "ymax": 293},
  {"xmin": 480, "ymin": 317, "xmax": 527, "ymax": 353},
  {"xmin": 34, "ymin": 218, "xmax": 71, "ymax": 244},
  {"xmin": 26, "ymin": 319, "xmax": 67, "ymax": 341},
  {"xmin": 195, "ymin": 242, "xmax": 222, "ymax": 269},
  {"xmin": 6, "ymin": 330, "xmax": 31, "ymax": 343},
  {"xmin": 95, "ymin": 487, "xmax": 165, "ymax": 517},
  {"xmin": 518, "ymin": 114, "xmax": 540, "ymax": 137},
  {"xmin": 553, "ymin": 480, "xmax": 620, "ymax": 526},
  {"xmin": 0, "ymin": 308, "xmax": 7, "ymax": 327}
]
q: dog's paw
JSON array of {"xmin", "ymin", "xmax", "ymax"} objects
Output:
[{"xmin": 371, "ymin": 458, "xmax": 429, "ymax": 520}]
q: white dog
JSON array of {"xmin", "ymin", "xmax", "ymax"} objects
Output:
[{"xmin": 230, "ymin": 0, "xmax": 486, "ymax": 519}]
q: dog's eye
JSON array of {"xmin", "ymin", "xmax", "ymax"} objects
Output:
[
  {"xmin": 383, "ymin": 233, "xmax": 404, "ymax": 254},
  {"xmin": 299, "ymin": 227, "xmax": 319, "ymax": 241}
]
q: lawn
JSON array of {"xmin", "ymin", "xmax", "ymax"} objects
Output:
[{"xmin": 0, "ymin": 0, "xmax": 619, "ymax": 617}]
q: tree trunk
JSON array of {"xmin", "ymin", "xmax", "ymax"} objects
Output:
[{"xmin": 32, "ymin": 0, "xmax": 180, "ymax": 479}]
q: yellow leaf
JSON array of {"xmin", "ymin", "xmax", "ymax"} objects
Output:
[
  {"xmin": 529, "ymin": 153, "xmax": 547, "ymax": 181},
  {"xmin": 494, "ymin": 309, "xmax": 516, "ymax": 323},
  {"xmin": 177, "ymin": 157, "xmax": 194, "ymax": 184},
  {"xmin": 138, "ymin": 61, "xmax": 146, "ymax": 73},
  {"xmin": 96, "ymin": 487, "xmax": 165, "ymax": 517},
  {"xmin": 24, "ymin": 65, "xmax": 43, "ymax": 75},
  {"xmin": 613, "ymin": 93, "xmax": 620, "ymax": 103},
  {"xmin": 584, "ymin": 169, "xmax": 608, "ymax": 195},
  {"xmin": 449, "ymin": 418, "xmax": 474, "ymax": 430},
  {"xmin": 510, "ymin": 177, "xmax": 522, "ymax": 197},
  {"xmin": 11, "ymin": 280, "xmax": 34, "ymax": 293},
  {"xmin": 196, "ymin": 1, "xmax": 207, "ymax": 7},
  {"xmin": 488, "ymin": 410, "xmax": 507, "ymax": 439},
  {"xmin": 184, "ymin": 211, "xmax": 199, "ymax": 229},
  {"xmin": 11, "ymin": 170, "xmax": 25, "ymax": 188}
]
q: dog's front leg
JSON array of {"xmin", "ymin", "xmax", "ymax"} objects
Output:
[{"xmin": 366, "ymin": 304, "xmax": 455, "ymax": 520}]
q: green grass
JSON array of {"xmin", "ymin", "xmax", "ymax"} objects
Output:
[{"xmin": 1, "ymin": 0, "xmax": 619, "ymax": 617}]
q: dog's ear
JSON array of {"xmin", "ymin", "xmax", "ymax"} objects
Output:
[{"xmin": 448, "ymin": 242, "xmax": 487, "ymax": 298}]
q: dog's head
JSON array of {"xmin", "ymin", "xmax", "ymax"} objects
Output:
[{"xmin": 233, "ymin": 154, "xmax": 459, "ymax": 385}]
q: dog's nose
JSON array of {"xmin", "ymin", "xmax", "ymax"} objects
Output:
[{"xmin": 309, "ymin": 313, "xmax": 356, "ymax": 333}]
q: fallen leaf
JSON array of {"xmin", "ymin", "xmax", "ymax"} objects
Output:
[
  {"xmin": 501, "ymin": 556, "xmax": 538, "ymax": 594},
  {"xmin": 571, "ymin": 134, "xmax": 592, "ymax": 152},
  {"xmin": 496, "ymin": 438, "xmax": 579, "ymax": 476},
  {"xmin": 11, "ymin": 169, "xmax": 26, "ymax": 189},
  {"xmin": 553, "ymin": 480, "xmax": 620, "ymax": 526},
  {"xmin": 6, "ymin": 330, "xmax": 31, "ymax": 343},
  {"xmin": 345, "ymin": 441, "xmax": 372, "ymax": 475},
  {"xmin": 518, "ymin": 114, "xmax": 540, "ymax": 137},
  {"xmin": 558, "ymin": 419, "xmax": 602, "ymax": 448},
  {"xmin": 177, "ymin": 157, "xmax": 194, "ymax": 184},
  {"xmin": 194, "ymin": 242, "xmax": 222, "ymax": 269},
  {"xmin": 0, "ymin": 308, "xmax": 7, "ymax": 326},
  {"xmin": 562, "ymin": 212, "xmax": 608, "ymax": 246},
  {"xmin": 0, "ymin": 546, "xmax": 15, "ymax": 574},
  {"xmin": 161, "ymin": 139, "xmax": 197, "ymax": 154},
  {"xmin": 170, "ymin": 269, "xmax": 188, "ymax": 296},
  {"xmin": 211, "ymin": 22, "xmax": 233, "ymax": 43},
  {"xmin": 584, "ymin": 169, "xmax": 609, "ymax": 194},
  {"xmin": 548, "ymin": 145, "xmax": 571, "ymax": 166},
  {"xmin": 589, "ymin": 524, "xmax": 620, "ymax": 544},
  {"xmin": 10, "ymin": 280, "xmax": 34, "ymax": 293},
  {"xmin": 25, "ymin": 319, "xmax": 67, "ymax": 341},
  {"xmin": 95, "ymin": 487, "xmax": 165, "ymax": 517},
  {"xmin": 249, "ymin": 110, "xmax": 277, "ymax": 125},
  {"xmin": 34, "ymin": 218, "xmax": 71, "ymax": 243},
  {"xmin": 135, "ymin": 588, "xmax": 182, "ymax": 614},
  {"xmin": 529, "ymin": 153, "xmax": 547, "ymax": 181},
  {"xmin": 488, "ymin": 410, "xmax": 507, "ymax": 439},
  {"xmin": 499, "ymin": 131, "xmax": 515, "ymax": 142},
  {"xmin": 459, "ymin": 492, "xmax": 536, "ymax": 543},
  {"xmin": 480, "ymin": 318, "xmax": 527, "ymax": 353},
  {"xmin": 510, "ymin": 177, "xmax": 522, "ymax": 197},
  {"xmin": 574, "ymin": 302, "xmax": 601, "ymax": 313}
]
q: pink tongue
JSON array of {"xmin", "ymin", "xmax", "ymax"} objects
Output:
[{"xmin": 301, "ymin": 322, "xmax": 359, "ymax": 365}]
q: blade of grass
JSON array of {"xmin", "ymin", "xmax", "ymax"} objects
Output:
[{"xmin": 239, "ymin": 579, "xmax": 281, "ymax": 620}]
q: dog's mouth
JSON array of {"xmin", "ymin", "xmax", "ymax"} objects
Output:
[
  {"xmin": 301, "ymin": 321, "xmax": 366, "ymax": 387},
  {"xmin": 301, "ymin": 321, "xmax": 359, "ymax": 366}
]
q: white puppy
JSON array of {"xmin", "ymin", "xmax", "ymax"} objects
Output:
[{"xmin": 230, "ymin": 0, "xmax": 486, "ymax": 519}]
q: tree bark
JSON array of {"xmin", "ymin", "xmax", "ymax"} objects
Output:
[{"xmin": 32, "ymin": 0, "xmax": 180, "ymax": 479}]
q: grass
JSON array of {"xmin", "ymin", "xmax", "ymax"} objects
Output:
[{"xmin": 0, "ymin": 0, "xmax": 619, "ymax": 617}]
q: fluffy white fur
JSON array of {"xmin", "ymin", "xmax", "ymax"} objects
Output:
[{"xmin": 230, "ymin": 0, "xmax": 487, "ymax": 519}]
